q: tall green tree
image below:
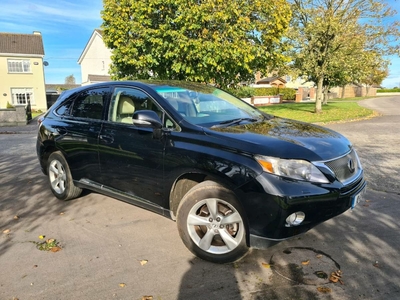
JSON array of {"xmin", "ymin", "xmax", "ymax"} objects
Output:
[
  {"xmin": 101, "ymin": 0, "xmax": 291, "ymax": 87},
  {"xmin": 289, "ymin": 0, "xmax": 399, "ymax": 112}
]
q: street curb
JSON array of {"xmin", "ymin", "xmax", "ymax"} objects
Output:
[{"xmin": 0, "ymin": 116, "xmax": 40, "ymax": 134}]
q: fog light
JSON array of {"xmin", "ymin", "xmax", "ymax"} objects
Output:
[{"xmin": 285, "ymin": 212, "xmax": 305, "ymax": 227}]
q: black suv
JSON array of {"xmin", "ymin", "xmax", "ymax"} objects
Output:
[{"xmin": 37, "ymin": 81, "xmax": 366, "ymax": 263}]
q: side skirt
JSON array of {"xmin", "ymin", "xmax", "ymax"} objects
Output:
[{"xmin": 75, "ymin": 179, "xmax": 174, "ymax": 220}]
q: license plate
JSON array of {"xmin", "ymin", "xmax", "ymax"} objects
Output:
[{"xmin": 351, "ymin": 188, "xmax": 366, "ymax": 209}]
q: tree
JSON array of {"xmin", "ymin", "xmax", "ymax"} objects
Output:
[
  {"xmin": 101, "ymin": 0, "xmax": 291, "ymax": 87},
  {"xmin": 65, "ymin": 74, "xmax": 76, "ymax": 84},
  {"xmin": 289, "ymin": 0, "xmax": 399, "ymax": 112}
]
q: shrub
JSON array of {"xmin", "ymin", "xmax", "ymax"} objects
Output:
[
  {"xmin": 253, "ymin": 87, "xmax": 279, "ymax": 96},
  {"xmin": 226, "ymin": 86, "xmax": 296, "ymax": 100},
  {"xmin": 225, "ymin": 86, "xmax": 255, "ymax": 98},
  {"xmin": 279, "ymin": 88, "xmax": 296, "ymax": 100},
  {"xmin": 377, "ymin": 88, "xmax": 400, "ymax": 93},
  {"xmin": 253, "ymin": 87, "xmax": 296, "ymax": 100},
  {"xmin": 6, "ymin": 101, "xmax": 14, "ymax": 108}
]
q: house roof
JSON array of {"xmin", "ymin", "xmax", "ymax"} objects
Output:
[
  {"xmin": 94, "ymin": 29, "xmax": 103, "ymax": 36},
  {"xmin": 45, "ymin": 84, "xmax": 81, "ymax": 93},
  {"xmin": 0, "ymin": 32, "xmax": 44, "ymax": 56},
  {"xmin": 257, "ymin": 76, "xmax": 287, "ymax": 84},
  {"xmin": 87, "ymin": 74, "xmax": 111, "ymax": 82}
]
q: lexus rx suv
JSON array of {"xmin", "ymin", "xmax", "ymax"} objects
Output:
[{"xmin": 37, "ymin": 81, "xmax": 366, "ymax": 263}]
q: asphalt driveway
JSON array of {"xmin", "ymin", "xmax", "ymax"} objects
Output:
[{"xmin": 0, "ymin": 96, "xmax": 399, "ymax": 300}]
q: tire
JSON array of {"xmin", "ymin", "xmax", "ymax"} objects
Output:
[
  {"xmin": 177, "ymin": 181, "xmax": 249, "ymax": 263},
  {"xmin": 47, "ymin": 151, "xmax": 82, "ymax": 201}
]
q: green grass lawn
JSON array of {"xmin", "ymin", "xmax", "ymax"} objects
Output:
[
  {"xmin": 259, "ymin": 101, "xmax": 378, "ymax": 124},
  {"xmin": 31, "ymin": 111, "xmax": 43, "ymax": 119}
]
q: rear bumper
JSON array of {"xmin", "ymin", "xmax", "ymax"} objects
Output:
[{"xmin": 239, "ymin": 172, "xmax": 366, "ymax": 248}]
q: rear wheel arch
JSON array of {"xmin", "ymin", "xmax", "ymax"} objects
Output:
[
  {"xmin": 47, "ymin": 151, "xmax": 82, "ymax": 201},
  {"xmin": 39, "ymin": 142, "xmax": 58, "ymax": 175}
]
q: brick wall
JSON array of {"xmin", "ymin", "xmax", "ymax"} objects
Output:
[{"xmin": 330, "ymin": 86, "xmax": 377, "ymax": 98}]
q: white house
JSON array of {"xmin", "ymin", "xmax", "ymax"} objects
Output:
[{"xmin": 78, "ymin": 29, "xmax": 112, "ymax": 86}]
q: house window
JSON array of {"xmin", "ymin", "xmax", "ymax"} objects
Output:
[
  {"xmin": 7, "ymin": 59, "xmax": 31, "ymax": 73},
  {"xmin": 11, "ymin": 88, "xmax": 34, "ymax": 105}
]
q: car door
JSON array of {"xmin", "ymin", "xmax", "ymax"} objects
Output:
[
  {"xmin": 54, "ymin": 86, "xmax": 110, "ymax": 182},
  {"xmin": 98, "ymin": 86, "xmax": 166, "ymax": 206}
]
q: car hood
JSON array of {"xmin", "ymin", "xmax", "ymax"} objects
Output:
[{"xmin": 204, "ymin": 117, "xmax": 352, "ymax": 161}]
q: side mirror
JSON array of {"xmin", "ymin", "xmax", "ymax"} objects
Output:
[{"xmin": 132, "ymin": 110, "xmax": 163, "ymax": 129}]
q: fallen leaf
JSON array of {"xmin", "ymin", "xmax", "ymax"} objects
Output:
[
  {"xmin": 365, "ymin": 200, "xmax": 371, "ymax": 202},
  {"xmin": 46, "ymin": 238, "xmax": 55, "ymax": 244},
  {"xmin": 261, "ymin": 262, "xmax": 271, "ymax": 268},
  {"xmin": 373, "ymin": 261, "xmax": 380, "ymax": 268},
  {"xmin": 38, "ymin": 235, "xmax": 45, "ymax": 239},
  {"xmin": 301, "ymin": 260, "xmax": 310, "ymax": 265},
  {"xmin": 329, "ymin": 270, "xmax": 342, "ymax": 283},
  {"xmin": 33, "ymin": 265, "xmax": 38, "ymax": 268},
  {"xmin": 119, "ymin": 283, "xmax": 126, "ymax": 288},
  {"xmin": 14, "ymin": 215, "xmax": 20, "ymax": 220},
  {"xmin": 363, "ymin": 204, "xmax": 370, "ymax": 207},
  {"xmin": 316, "ymin": 254, "xmax": 323, "ymax": 259},
  {"xmin": 50, "ymin": 246, "xmax": 61, "ymax": 252},
  {"xmin": 3, "ymin": 229, "xmax": 10, "ymax": 234},
  {"xmin": 59, "ymin": 212, "xmax": 64, "ymax": 215},
  {"xmin": 142, "ymin": 296, "xmax": 153, "ymax": 300},
  {"xmin": 317, "ymin": 286, "xmax": 332, "ymax": 293},
  {"xmin": 140, "ymin": 260, "xmax": 148, "ymax": 266}
]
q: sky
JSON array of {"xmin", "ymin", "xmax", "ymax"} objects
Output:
[
  {"xmin": 1, "ymin": 0, "xmax": 399, "ymax": 87},
  {"xmin": 1, "ymin": 0, "xmax": 103, "ymax": 84}
]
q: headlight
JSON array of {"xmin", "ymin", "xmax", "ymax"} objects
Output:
[{"xmin": 255, "ymin": 155, "xmax": 329, "ymax": 183}]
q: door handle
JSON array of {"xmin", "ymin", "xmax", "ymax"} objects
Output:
[
  {"xmin": 99, "ymin": 134, "xmax": 114, "ymax": 144},
  {"xmin": 56, "ymin": 127, "xmax": 67, "ymax": 135}
]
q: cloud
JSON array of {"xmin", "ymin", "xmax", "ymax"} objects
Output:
[{"xmin": 0, "ymin": 0, "xmax": 102, "ymax": 32}]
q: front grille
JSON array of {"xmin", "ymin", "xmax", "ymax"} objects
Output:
[{"xmin": 324, "ymin": 149, "xmax": 360, "ymax": 183}]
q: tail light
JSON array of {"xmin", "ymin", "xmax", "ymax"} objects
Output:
[{"xmin": 37, "ymin": 116, "xmax": 44, "ymax": 126}]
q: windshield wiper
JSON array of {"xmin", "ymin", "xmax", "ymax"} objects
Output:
[{"xmin": 212, "ymin": 117, "xmax": 259, "ymax": 128}]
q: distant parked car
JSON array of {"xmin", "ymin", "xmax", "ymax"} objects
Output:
[{"xmin": 36, "ymin": 81, "xmax": 366, "ymax": 263}]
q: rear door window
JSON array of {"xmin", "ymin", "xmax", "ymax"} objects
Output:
[{"xmin": 70, "ymin": 87, "xmax": 109, "ymax": 120}]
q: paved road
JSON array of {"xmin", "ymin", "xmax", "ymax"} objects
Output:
[
  {"xmin": 325, "ymin": 96, "xmax": 400, "ymax": 194},
  {"xmin": 1, "ymin": 97, "xmax": 399, "ymax": 300}
]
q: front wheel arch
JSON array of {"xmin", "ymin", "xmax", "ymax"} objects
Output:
[{"xmin": 176, "ymin": 180, "xmax": 249, "ymax": 263}]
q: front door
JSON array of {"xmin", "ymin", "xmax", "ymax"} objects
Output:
[{"xmin": 98, "ymin": 87, "xmax": 165, "ymax": 206}]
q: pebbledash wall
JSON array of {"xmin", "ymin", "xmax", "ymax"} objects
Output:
[{"xmin": 0, "ymin": 106, "xmax": 27, "ymax": 126}]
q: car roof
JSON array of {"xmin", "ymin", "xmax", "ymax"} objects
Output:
[{"xmin": 63, "ymin": 80, "xmax": 215, "ymax": 94}]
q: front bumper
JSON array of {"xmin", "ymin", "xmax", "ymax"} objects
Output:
[{"xmin": 239, "ymin": 171, "xmax": 366, "ymax": 248}]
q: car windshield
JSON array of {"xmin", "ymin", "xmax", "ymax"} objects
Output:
[{"xmin": 152, "ymin": 82, "xmax": 265, "ymax": 127}]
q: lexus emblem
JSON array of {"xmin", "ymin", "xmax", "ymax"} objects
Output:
[{"xmin": 347, "ymin": 159, "xmax": 355, "ymax": 173}]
